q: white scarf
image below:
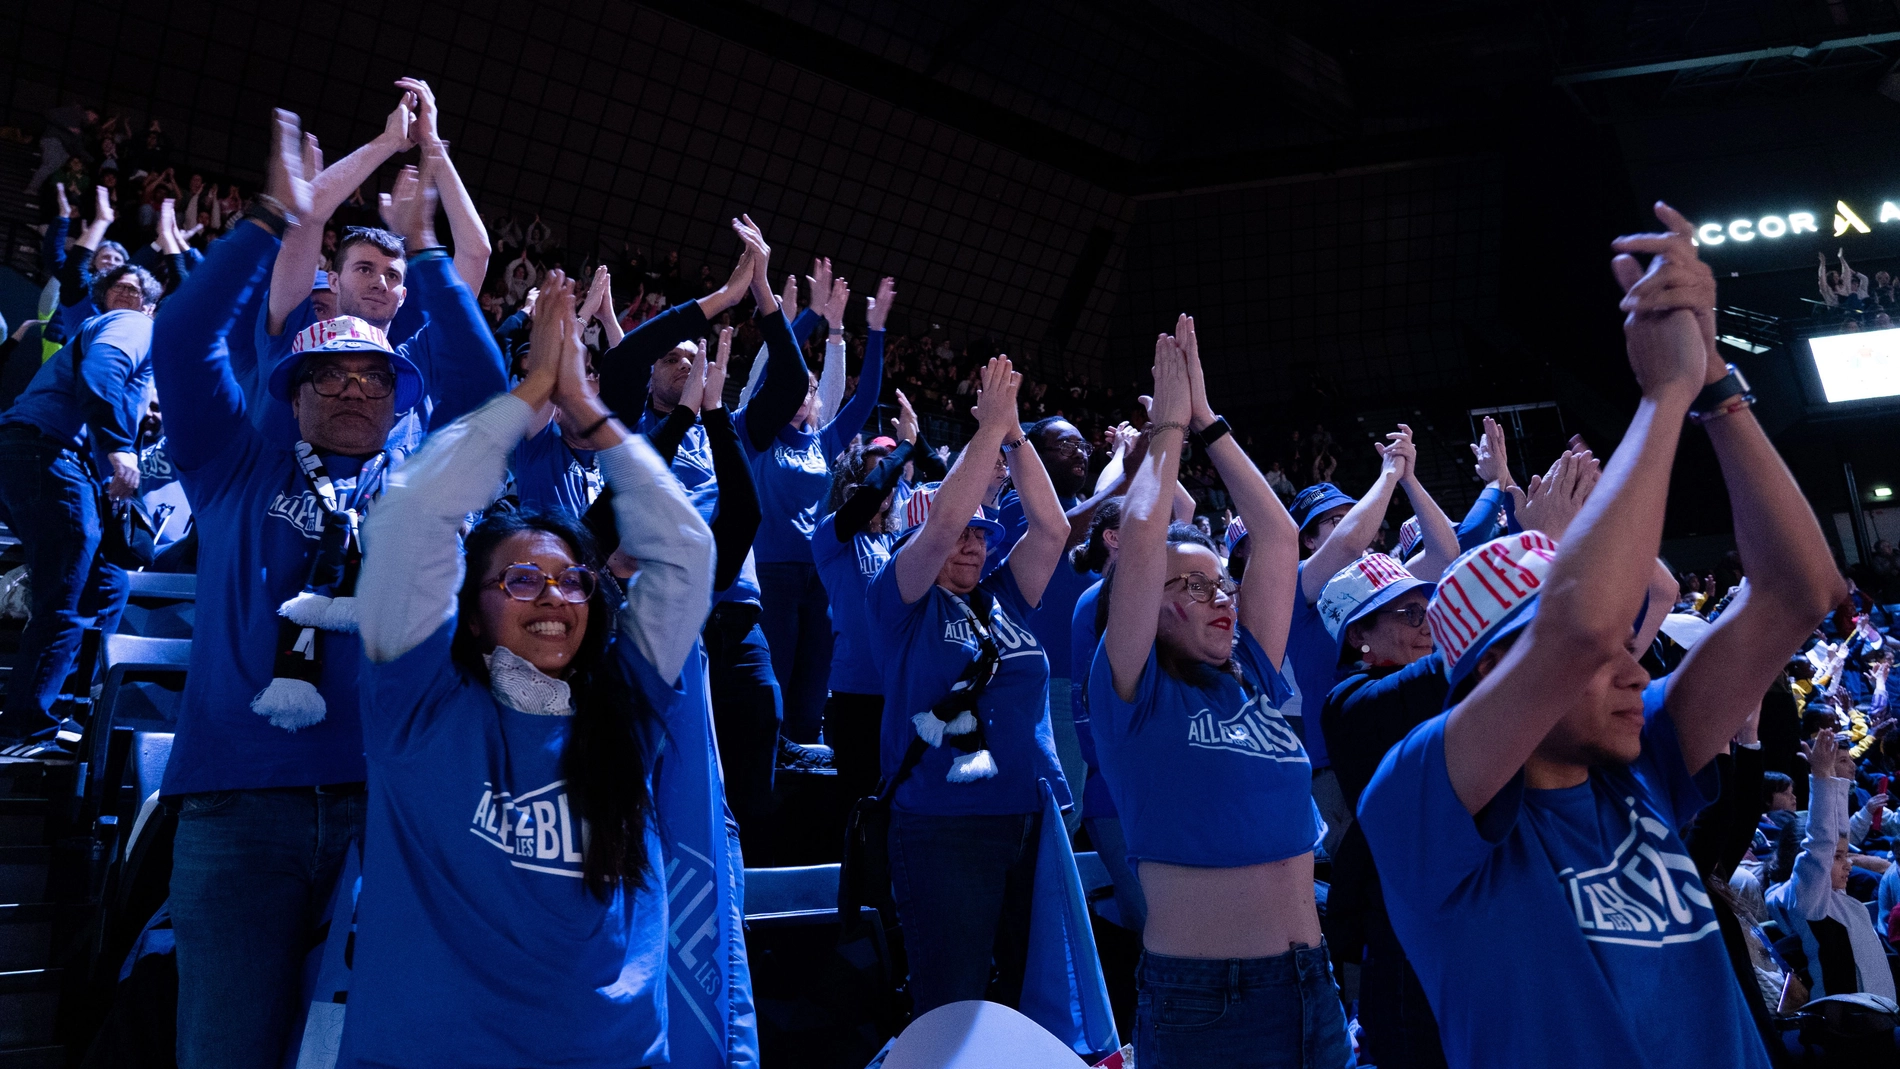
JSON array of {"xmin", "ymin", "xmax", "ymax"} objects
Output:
[{"xmin": 483, "ymin": 646, "xmax": 573, "ymax": 716}]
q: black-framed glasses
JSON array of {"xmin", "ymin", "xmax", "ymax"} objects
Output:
[
  {"xmin": 491, "ymin": 562, "xmax": 598, "ymax": 603},
  {"xmin": 1165, "ymin": 572, "xmax": 1238, "ymax": 604},
  {"xmin": 1048, "ymin": 438, "xmax": 1091, "ymax": 458},
  {"xmin": 1377, "ymin": 605, "xmax": 1429, "ymax": 629},
  {"xmin": 302, "ymin": 366, "xmax": 397, "ymax": 399}
]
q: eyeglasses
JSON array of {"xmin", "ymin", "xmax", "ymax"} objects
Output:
[
  {"xmin": 1048, "ymin": 438, "xmax": 1091, "ymax": 458},
  {"xmin": 106, "ymin": 282, "xmax": 145, "ymax": 298},
  {"xmin": 1377, "ymin": 605, "xmax": 1429, "ymax": 629},
  {"xmin": 491, "ymin": 563, "xmax": 598, "ymax": 604},
  {"xmin": 1165, "ymin": 572, "xmax": 1238, "ymax": 604},
  {"xmin": 302, "ymin": 366, "xmax": 397, "ymax": 399}
]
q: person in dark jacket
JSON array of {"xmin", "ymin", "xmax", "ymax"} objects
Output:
[{"xmin": 0, "ymin": 265, "xmax": 162, "ymax": 757}]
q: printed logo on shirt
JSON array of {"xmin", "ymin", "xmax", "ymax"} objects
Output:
[
  {"xmin": 1186, "ymin": 693, "xmax": 1308, "ymax": 763},
  {"xmin": 1560, "ymin": 794, "xmax": 1719, "ymax": 948},
  {"xmin": 775, "ymin": 439, "xmax": 827, "ymax": 474},
  {"xmin": 664, "ymin": 840, "xmax": 725, "ymax": 1038},
  {"xmin": 470, "ymin": 779, "xmax": 587, "ymax": 877},
  {"xmin": 853, "ymin": 534, "xmax": 892, "ymax": 579},
  {"xmin": 943, "ymin": 606, "xmax": 1043, "ymax": 662}
]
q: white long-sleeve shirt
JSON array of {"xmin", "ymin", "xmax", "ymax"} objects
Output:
[
  {"xmin": 358, "ymin": 391, "xmax": 713, "ymax": 683},
  {"xmin": 1766, "ymin": 774, "xmax": 1896, "ymax": 1000}
]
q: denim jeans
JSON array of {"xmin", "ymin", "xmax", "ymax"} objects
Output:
[
  {"xmin": 0, "ymin": 427, "xmax": 129, "ymax": 735},
  {"xmin": 755, "ymin": 561, "xmax": 833, "ymax": 743},
  {"xmin": 889, "ymin": 807, "xmax": 1042, "ymax": 1016},
  {"xmin": 1137, "ymin": 944, "xmax": 1354, "ymax": 1069},
  {"xmin": 703, "ymin": 607, "xmax": 782, "ymax": 862},
  {"xmin": 170, "ymin": 787, "xmax": 365, "ymax": 1069}
]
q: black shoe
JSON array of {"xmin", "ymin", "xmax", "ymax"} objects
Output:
[
  {"xmin": 0, "ymin": 736, "xmax": 76, "ymax": 765},
  {"xmin": 776, "ymin": 736, "xmax": 834, "ymax": 771}
]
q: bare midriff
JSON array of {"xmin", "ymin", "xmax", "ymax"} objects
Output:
[{"xmin": 1138, "ymin": 852, "xmax": 1323, "ymax": 959}]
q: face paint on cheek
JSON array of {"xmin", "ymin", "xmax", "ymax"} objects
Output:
[{"xmin": 1170, "ymin": 603, "xmax": 1189, "ymax": 622}]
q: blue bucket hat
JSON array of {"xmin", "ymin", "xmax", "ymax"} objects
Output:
[
  {"xmin": 268, "ymin": 316, "xmax": 424, "ymax": 413},
  {"xmin": 1291, "ymin": 482, "xmax": 1358, "ymax": 534}
]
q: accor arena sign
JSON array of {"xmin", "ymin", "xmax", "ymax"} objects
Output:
[{"xmin": 1693, "ymin": 200, "xmax": 1900, "ymax": 247}]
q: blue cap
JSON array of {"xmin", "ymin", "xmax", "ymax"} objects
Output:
[
  {"xmin": 1291, "ymin": 482, "xmax": 1358, "ymax": 533},
  {"xmin": 311, "ymin": 269, "xmax": 332, "ymax": 291}
]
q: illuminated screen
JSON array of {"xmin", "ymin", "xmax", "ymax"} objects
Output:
[{"xmin": 1809, "ymin": 327, "xmax": 1900, "ymax": 403}]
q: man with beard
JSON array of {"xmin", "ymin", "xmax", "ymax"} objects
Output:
[{"xmin": 993, "ymin": 416, "xmax": 1129, "ymax": 801}]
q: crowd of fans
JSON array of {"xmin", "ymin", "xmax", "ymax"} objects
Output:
[
  {"xmin": 1814, "ymin": 250, "xmax": 1900, "ymax": 334},
  {"xmin": 3, "ymin": 82, "xmax": 1897, "ymax": 1069}
]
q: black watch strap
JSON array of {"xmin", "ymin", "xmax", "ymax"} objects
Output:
[
  {"xmin": 1688, "ymin": 364, "xmax": 1751, "ymax": 418},
  {"xmin": 1190, "ymin": 416, "xmax": 1231, "ymax": 450}
]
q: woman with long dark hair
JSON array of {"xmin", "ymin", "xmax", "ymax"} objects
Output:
[
  {"xmin": 346, "ymin": 275, "xmax": 714, "ymax": 1067},
  {"xmin": 1093, "ymin": 317, "xmax": 1348, "ymax": 1067}
]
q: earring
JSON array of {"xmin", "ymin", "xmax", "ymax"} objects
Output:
[{"xmin": 1360, "ymin": 644, "xmax": 1371, "ymax": 654}]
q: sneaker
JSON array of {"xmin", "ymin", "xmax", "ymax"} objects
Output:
[
  {"xmin": 0, "ymin": 736, "xmax": 76, "ymax": 765},
  {"xmin": 776, "ymin": 736, "xmax": 834, "ymax": 772}
]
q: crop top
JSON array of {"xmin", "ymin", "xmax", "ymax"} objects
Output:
[{"xmin": 1086, "ymin": 625, "xmax": 1312, "ymax": 868}]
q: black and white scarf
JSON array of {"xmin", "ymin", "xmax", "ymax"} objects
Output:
[
  {"xmin": 250, "ymin": 443, "xmax": 389, "ymax": 731},
  {"xmin": 910, "ymin": 589, "xmax": 1003, "ymax": 782}
]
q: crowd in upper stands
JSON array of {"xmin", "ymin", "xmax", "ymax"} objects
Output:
[{"xmin": 3, "ymin": 83, "xmax": 1898, "ymax": 1069}]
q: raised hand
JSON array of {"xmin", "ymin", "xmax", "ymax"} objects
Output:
[
  {"xmin": 379, "ymin": 91, "xmax": 415, "ymax": 149},
  {"xmin": 54, "ymin": 182, "xmax": 72, "ymax": 219},
  {"xmin": 395, "ymin": 78, "xmax": 439, "ymax": 149},
  {"xmin": 971, "ymin": 355, "xmax": 1023, "ymax": 437},
  {"xmin": 1510, "ymin": 450, "xmax": 1596, "ymax": 541},
  {"xmin": 866, "ymin": 276, "xmax": 897, "ymax": 331},
  {"xmin": 704, "ymin": 326, "xmax": 733, "ymax": 410},
  {"xmin": 1175, "ymin": 314, "xmax": 1215, "ymax": 430},
  {"xmin": 385, "ymin": 164, "xmax": 439, "ymax": 249},
  {"xmin": 1472, "ymin": 415, "xmax": 1511, "ymax": 486},
  {"xmin": 1611, "ymin": 201, "xmax": 1719, "ymax": 398},
  {"xmin": 732, "ymin": 214, "xmax": 774, "ymax": 305},
  {"xmin": 824, "ymin": 276, "xmax": 849, "ymax": 329},
  {"xmin": 517, "ymin": 269, "xmax": 571, "ymax": 412},
  {"xmin": 1377, "ymin": 424, "xmax": 1417, "ymax": 481},
  {"xmin": 1149, "ymin": 332, "xmax": 1191, "ymax": 429},
  {"xmin": 156, "ymin": 199, "xmax": 181, "ymax": 254},
  {"xmin": 94, "ymin": 183, "xmax": 116, "ymax": 226},
  {"xmin": 805, "ymin": 258, "xmax": 832, "ymax": 315},
  {"xmin": 779, "ymin": 273, "xmax": 798, "ymax": 315},
  {"xmin": 679, "ymin": 339, "xmax": 708, "ymax": 413},
  {"xmin": 894, "ymin": 387, "xmax": 919, "ymax": 444},
  {"xmin": 263, "ymin": 109, "xmax": 317, "ymax": 223}
]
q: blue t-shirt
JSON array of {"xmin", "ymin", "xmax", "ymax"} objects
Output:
[
  {"xmin": 1087, "ymin": 626, "xmax": 1308, "ymax": 867},
  {"xmin": 739, "ymin": 421, "xmax": 830, "ymax": 564},
  {"xmin": 1358, "ymin": 683, "xmax": 1771, "ymax": 1069},
  {"xmin": 812, "ymin": 511, "xmax": 891, "ymax": 695},
  {"xmin": 996, "ymin": 490, "xmax": 1095, "ymax": 680},
  {"xmin": 343, "ymin": 619, "xmax": 676, "ymax": 1068},
  {"xmin": 512, "ymin": 420, "xmax": 599, "ymax": 517},
  {"xmin": 1284, "ymin": 560, "xmax": 1335, "ymax": 769},
  {"xmin": 869, "ymin": 560, "xmax": 1071, "ymax": 816},
  {"xmin": 1068, "ymin": 580, "xmax": 1115, "ymax": 819}
]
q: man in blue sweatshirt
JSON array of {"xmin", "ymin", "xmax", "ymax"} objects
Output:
[
  {"xmin": 151, "ymin": 111, "xmax": 505, "ymax": 1068},
  {"xmin": 0, "ymin": 265, "xmax": 162, "ymax": 758}
]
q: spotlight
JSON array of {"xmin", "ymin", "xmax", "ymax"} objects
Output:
[{"xmin": 1875, "ymin": 486, "xmax": 1893, "ymax": 499}]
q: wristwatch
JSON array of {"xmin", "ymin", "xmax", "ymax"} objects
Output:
[
  {"xmin": 1190, "ymin": 416, "xmax": 1232, "ymax": 450},
  {"xmin": 1688, "ymin": 364, "xmax": 1754, "ymax": 424}
]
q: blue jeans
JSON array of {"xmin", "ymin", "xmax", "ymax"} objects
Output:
[
  {"xmin": 0, "ymin": 427, "xmax": 129, "ymax": 734},
  {"xmin": 889, "ymin": 808, "xmax": 1042, "ymax": 1016},
  {"xmin": 169, "ymin": 787, "xmax": 365, "ymax": 1069},
  {"xmin": 755, "ymin": 561, "xmax": 833, "ymax": 743},
  {"xmin": 1137, "ymin": 945, "xmax": 1353, "ymax": 1069}
]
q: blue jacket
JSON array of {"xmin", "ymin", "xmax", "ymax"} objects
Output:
[{"xmin": 2, "ymin": 308, "xmax": 153, "ymax": 469}]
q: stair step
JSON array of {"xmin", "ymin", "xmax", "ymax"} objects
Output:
[
  {"xmin": 0, "ymin": 904, "xmax": 53, "ymax": 972},
  {"xmin": 0, "ymin": 849, "xmax": 48, "ymax": 905},
  {"xmin": 0, "ymin": 1046, "xmax": 64, "ymax": 1069},
  {"xmin": 0, "ymin": 969, "xmax": 59, "ymax": 1047},
  {"xmin": 0, "ymin": 800, "xmax": 48, "ymax": 847}
]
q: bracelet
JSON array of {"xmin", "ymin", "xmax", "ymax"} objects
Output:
[
  {"xmin": 244, "ymin": 200, "xmax": 292, "ymax": 238},
  {"xmin": 1190, "ymin": 416, "xmax": 1231, "ymax": 449},
  {"xmin": 1149, "ymin": 420, "xmax": 1190, "ymax": 436},
  {"xmin": 578, "ymin": 414, "xmax": 615, "ymax": 440},
  {"xmin": 1000, "ymin": 434, "xmax": 1028, "ymax": 454},
  {"xmin": 1688, "ymin": 393, "xmax": 1752, "ymax": 425}
]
